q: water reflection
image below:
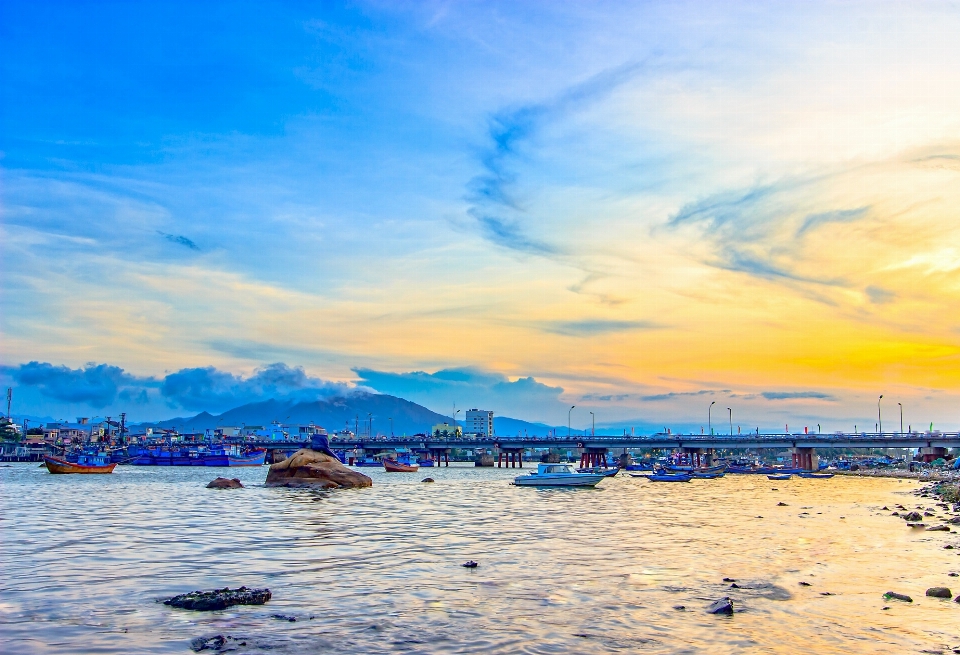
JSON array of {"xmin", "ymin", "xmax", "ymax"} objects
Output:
[{"xmin": 1, "ymin": 464, "xmax": 957, "ymax": 654}]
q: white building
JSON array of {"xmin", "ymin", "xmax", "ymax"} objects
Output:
[{"xmin": 465, "ymin": 409, "xmax": 494, "ymax": 437}]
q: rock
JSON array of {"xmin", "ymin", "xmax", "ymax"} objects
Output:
[
  {"xmin": 706, "ymin": 597, "xmax": 734, "ymax": 614},
  {"xmin": 798, "ymin": 581, "xmax": 812, "ymax": 586},
  {"xmin": 271, "ymin": 614, "xmax": 297, "ymax": 621},
  {"xmin": 891, "ymin": 512, "xmax": 900, "ymax": 516},
  {"xmin": 730, "ymin": 583, "xmax": 740, "ymax": 588},
  {"xmin": 206, "ymin": 477, "xmax": 243, "ymax": 489},
  {"xmin": 191, "ymin": 635, "xmax": 226, "ymax": 652},
  {"xmin": 927, "ymin": 525, "xmax": 951, "ymax": 532},
  {"xmin": 164, "ymin": 586, "xmax": 271, "ymax": 611},
  {"xmin": 722, "ymin": 577, "xmax": 737, "ymax": 582},
  {"xmin": 421, "ymin": 477, "xmax": 435, "ymax": 483},
  {"xmin": 926, "ymin": 587, "xmax": 953, "ymax": 598},
  {"xmin": 925, "ymin": 511, "xmax": 936, "ymax": 517},
  {"xmin": 820, "ymin": 592, "xmax": 835, "ymax": 596},
  {"xmin": 903, "ymin": 511, "xmax": 924, "ymax": 521},
  {"xmin": 881, "ymin": 506, "xmax": 889, "ymax": 510},
  {"xmin": 462, "ymin": 560, "xmax": 479, "ymax": 568},
  {"xmin": 777, "ymin": 502, "xmax": 788, "ymax": 506},
  {"xmin": 947, "ymin": 517, "xmax": 960, "ymax": 524},
  {"xmin": 673, "ymin": 605, "xmax": 686, "ymax": 611},
  {"xmin": 907, "ymin": 523, "xmax": 926, "ymax": 528},
  {"xmin": 265, "ymin": 449, "xmax": 372, "ymax": 489},
  {"xmin": 945, "ymin": 545, "xmax": 955, "ymax": 549},
  {"xmin": 882, "ymin": 591, "xmax": 913, "ymax": 603}
]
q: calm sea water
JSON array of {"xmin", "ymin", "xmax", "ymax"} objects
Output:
[{"xmin": 1, "ymin": 462, "xmax": 958, "ymax": 654}]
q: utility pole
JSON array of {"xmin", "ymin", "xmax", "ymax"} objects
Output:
[
  {"xmin": 878, "ymin": 394, "xmax": 883, "ymax": 434},
  {"xmin": 898, "ymin": 402, "xmax": 903, "ymax": 435},
  {"xmin": 568, "ymin": 405, "xmax": 575, "ymax": 437},
  {"xmin": 590, "ymin": 411, "xmax": 595, "ymax": 436},
  {"xmin": 5, "ymin": 387, "xmax": 11, "ymax": 419},
  {"xmin": 727, "ymin": 407, "xmax": 732, "ymax": 436},
  {"xmin": 708, "ymin": 401, "xmax": 716, "ymax": 435}
]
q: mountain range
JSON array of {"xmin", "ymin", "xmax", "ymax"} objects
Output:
[{"xmin": 146, "ymin": 392, "xmax": 560, "ymax": 437}]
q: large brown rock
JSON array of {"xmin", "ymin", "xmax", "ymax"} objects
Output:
[
  {"xmin": 207, "ymin": 477, "xmax": 243, "ymax": 489},
  {"xmin": 265, "ymin": 449, "xmax": 372, "ymax": 489}
]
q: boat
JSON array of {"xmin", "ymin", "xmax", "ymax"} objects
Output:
[
  {"xmin": 576, "ymin": 466, "xmax": 620, "ymax": 477},
  {"xmin": 383, "ymin": 458, "xmax": 419, "ymax": 472},
  {"xmin": 767, "ymin": 474, "xmax": 793, "ymax": 480},
  {"xmin": 798, "ymin": 472, "xmax": 834, "ymax": 479},
  {"xmin": 514, "ymin": 463, "xmax": 605, "ymax": 487},
  {"xmin": 417, "ymin": 457, "xmax": 436, "ymax": 467},
  {"xmin": 645, "ymin": 473, "xmax": 692, "ymax": 482},
  {"xmin": 44, "ymin": 452, "xmax": 117, "ymax": 474},
  {"xmin": 204, "ymin": 446, "xmax": 266, "ymax": 467},
  {"xmin": 690, "ymin": 471, "xmax": 724, "ymax": 479}
]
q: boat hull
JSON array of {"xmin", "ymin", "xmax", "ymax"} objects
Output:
[
  {"xmin": 767, "ymin": 474, "xmax": 792, "ymax": 480},
  {"xmin": 44, "ymin": 455, "xmax": 117, "ymax": 474},
  {"xmin": 383, "ymin": 460, "xmax": 419, "ymax": 472},
  {"xmin": 514, "ymin": 475, "xmax": 603, "ymax": 487},
  {"xmin": 646, "ymin": 474, "xmax": 692, "ymax": 482},
  {"xmin": 798, "ymin": 472, "xmax": 834, "ymax": 479}
]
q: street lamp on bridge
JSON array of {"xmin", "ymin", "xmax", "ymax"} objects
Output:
[
  {"xmin": 590, "ymin": 411, "xmax": 595, "ymax": 436},
  {"xmin": 878, "ymin": 395, "xmax": 883, "ymax": 434},
  {"xmin": 568, "ymin": 405, "xmax": 575, "ymax": 437},
  {"xmin": 709, "ymin": 401, "xmax": 716, "ymax": 435},
  {"xmin": 727, "ymin": 407, "xmax": 732, "ymax": 436},
  {"xmin": 898, "ymin": 402, "xmax": 903, "ymax": 435}
]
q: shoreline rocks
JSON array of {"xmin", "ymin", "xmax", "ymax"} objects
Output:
[
  {"xmin": 265, "ymin": 448, "xmax": 372, "ymax": 489},
  {"xmin": 164, "ymin": 586, "xmax": 271, "ymax": 611},
  {"xmin": 925, "ymin": 587, "xmax": 952, "ymax": 599},
  {"xmin": 706, "ymin": 598, "xmax": 734, "ymax": 614}
]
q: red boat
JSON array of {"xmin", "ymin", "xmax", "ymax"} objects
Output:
[
  {"xmin": 383, "ymin": 458, "xmax": 419, "ymax": 472},
  {"xmin": 44, "ymin": 453, "xmax": 117, "ymax": 474}
]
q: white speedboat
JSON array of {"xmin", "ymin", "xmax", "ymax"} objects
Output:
[{"xmin": 513, "ymin": 463, "xmax": 606, "ymax": 487}]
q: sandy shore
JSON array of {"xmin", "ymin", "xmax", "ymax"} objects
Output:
[{"xmin": 834, "ymin": 468, "xmax": 960, "ymax": 482}]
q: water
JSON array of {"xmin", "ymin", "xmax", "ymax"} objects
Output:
[{"xmin": 1, "ymin": 463, "xmax": 958, "ymax": 654}]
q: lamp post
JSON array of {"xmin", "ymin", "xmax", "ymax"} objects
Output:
[
  {"xmin": 727, "ymin": 407, "xmax": 732, "ymax": 436},
  {"xmin": 367, "ymin": 413, "xmax": 372, "ymax": 438},
  {"xmin": 708, "ymin": 401, "xmax": 716, "ymax": 435},
  {"xmin": 590, "ymin": 411, "xmax": 595, "ymax": 436},
  {"xmin": 568, "ymin": 405, "xmax": 575, "ymax": 437},
  {"xmin": 878, "ymin": 395, "xmax": 883, "ymax": 434},
  {"xmin": 898, "ymin": 402, "xmax": 903, "ymax": 435},
  {"xmin": 389, "ymin": 417, "xmax": 393, "ymax": 438}
]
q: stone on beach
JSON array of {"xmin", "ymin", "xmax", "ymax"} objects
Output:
[
  {"xmin": 902, "ymin": 511, "xmax": 924, "ymax": 522},
  {"xmin": 265, "ymin": 448, "xmax": 372, "ymax": 489},
  {"xmin": 706, "ymin": 598, "xmax": 734, "ymax": 614},
  {"xmin": 925, "ymin": 587, "xmax": 952, "ymax": 598},
  {"xmin": 206, "ymin": 477, "xmax": 243, "ymax": 489},
  {"xmin": 882, "ymin": 591, "xmax": 912, "ymax": 603},
  {"xmin": 164, "ymin": 586, "xmax": 271, "ymax": 611},
  {"xmin": 926, "ymin": 525, "xmax": 951, "ymax": 532}
]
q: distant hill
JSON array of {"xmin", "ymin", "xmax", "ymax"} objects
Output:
[{"xmin": 142, "ymin": 392, "xmax": 567, "ymax": 437}]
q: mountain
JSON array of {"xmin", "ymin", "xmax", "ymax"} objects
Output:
[{"xmin": 143, "ymin": 392, "xmax": 567, "ymax": 437}]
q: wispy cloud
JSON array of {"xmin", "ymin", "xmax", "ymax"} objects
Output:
[
  {"xmin": 539, "ymin": 319, "xmax": 663, "ymax": 337},
  {"xmin": 641, "ymin": 389, "xmax": 729, "ymax": 402},
  {"xmin": 468, "ymin": 61, "xmax": 646, "ymax": 255},
  {"xmin": 760, "ymin": 391, "xmax": 835, "ymax": 401},
  {"xmin": 158, "ymin": 231, "xmax": 200, "ymax": 250}
]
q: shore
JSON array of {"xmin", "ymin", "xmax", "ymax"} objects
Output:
[{"xmin": 834, "ymin": 468, "xmax": 960, "ymax": 482}]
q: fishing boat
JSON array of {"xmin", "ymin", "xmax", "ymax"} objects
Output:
[
  {"xmin": 514, "ymin": 463, "xmax": 605, "ymax": 487},
  {"xmin": 767, "ymin": 473, "xmax": 793, "ymax": 480},
  {"xmin": 44, "ymin": 451, "xmax": 117, "ymax": 474},
  {"xmin": 203, "ymin": 445, "xmax": 266, "ymax": 467},
  {"xmin": 690, "ymin": 471, "xmax": 724, "ymax": 479},
  {"xmin": 798, "ymin": 472, "xmax": 834, "ymax": 479},
  {"xmin": 645, "ymin": 473, "xmax": 692, "ymax": 482},
  {"xmin": 383, "ymin": 458, "xmax": 419, "ymax": 472},
  {"xmin": 576, "ymin": 466, "xmax": 620, "ymax": 477}
]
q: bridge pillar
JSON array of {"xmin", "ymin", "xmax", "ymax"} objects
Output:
[
  {"xmin": 793, "ymin": 447, "xmax": 818, "ymax": 471},
  {"xmin": 918, "ymin": 446, "xmax": 948, "ymax": 463}
]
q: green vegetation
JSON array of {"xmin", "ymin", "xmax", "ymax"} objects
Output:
[{"xmin": 935, "ymin": 483, "xmax": 960, "ymax": 504}]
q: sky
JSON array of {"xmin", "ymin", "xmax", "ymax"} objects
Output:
[{"xmin": 2, "ymin": 1, "xmax": 960, "ymax": 433}]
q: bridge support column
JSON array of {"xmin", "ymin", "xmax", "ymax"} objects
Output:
[
  {"xmin": 794, "ymin": 447, "xmax": 818, "ymax": 471},
  {"xmin": 918, "ymin": 447, "xmax": 947, "ymax": 463}
]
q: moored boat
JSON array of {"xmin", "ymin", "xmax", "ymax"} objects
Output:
[
  {"xmin": 44, "ymin": 452, "xmax": 117, "ymax": 474},
  {"xmin": 690, "ymin": 471, "xmax": 724, "ymax": 479},
  {"xmin": 383, "ymin": 458, "xmax": 419, "ymax": 472},
  {"xmin": 645, "ymin": 473, "xmax": 692, "ymax": 482},
  {"xmin": 798, "ymin": 472, "xmax": 834, "ymax": 479},
  {"xmin": 767, "ymin": 474, "xmax": 793, "ymax": 480},
  {"xmin": 576, "ymin": 466, "xmax": 620, "ymax": 477},
  {"xmin": 514, "ymin": 463, "xmax": 605, "ymax": 487}
]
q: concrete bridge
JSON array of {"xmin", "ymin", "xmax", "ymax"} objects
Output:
[{"xmin": 245, "ymin": 432, "xmax": 960, "ymax": 469}]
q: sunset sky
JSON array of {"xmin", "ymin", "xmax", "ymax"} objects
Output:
[{"xmin": 2, "ymin": 1, "xmax": 960, "ymax": 431}]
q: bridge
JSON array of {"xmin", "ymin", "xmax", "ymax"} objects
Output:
[{"xmin": 245, "ymin": 432, "xmax": 960, "ymax": 469}]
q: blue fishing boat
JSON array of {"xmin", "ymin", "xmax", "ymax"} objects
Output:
[
  {"xmin": 646, "ymin": 473, "xmax": 692, "ymax": 482},
  {"xmin": 797, "ymin": 472, "xmax": 834, "ymax": 479},
  {"xmin": 690, "ymin": 471, "xmax": 724, "ymax": 479},
  {"xmin": 767, "ymin": 473, "xmax": 792, "ymax": 480},
  {"xmin": 576, "ymin": 466, "xmax": 620, "ymax": 477}
]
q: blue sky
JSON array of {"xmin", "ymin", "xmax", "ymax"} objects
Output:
[{"xmin": 3, "ymin": 1, "xmax": 960, "ymax": 431}]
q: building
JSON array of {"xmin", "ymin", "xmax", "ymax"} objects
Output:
[
  {"xmin": 465, "ymin": 409, "xmax": 494, "ymax": 437},
  {"xmin": 431, "ymin": 422, "xmax": 463, "ymax": 439}
]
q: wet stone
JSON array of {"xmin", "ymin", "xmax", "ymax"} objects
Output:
[
  {"xmin": 164, "ymin": 586, "xmax": 271, "ymax": 611},
  {"xmin": 882, "ymin": 591, "xmax": 913, "ymax": 603},
  {"xmin": 926, "ymin": 587, "xmax": 953, "ymax": 598},
  {"xmin": 706, "ymin": 598, "xmax": 734, "ymax": 614}
]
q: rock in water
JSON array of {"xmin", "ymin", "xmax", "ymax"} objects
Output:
[
  {"xmin": 164, "ymin": 586, "xmax": 271, "ymax": 611},
  {"xmin": 206, "ymin": 477, "xmax": 243, "ymax": 489},
  {"xmin": 882, "ymin": 591, "xmax": 913, "ymax": 603},
  {"xmin": 902, "ymin": 511, "xmax": 923, "ymax": 522},
  {"xmin": 925, "ymin": 587, "xmax": 952, "ymax": 598},
  {"xmin": 926, "ymin": 525, "xmax": 951, "ymax": 532},
  {"xmin": 421, "ymin": 477, "xmax": 435, "ymax": 483},
  {"xmin": 706, "ymin": 598, "xmax": 734, "ymax": 614},
  {"xmin": 265, "ymin": 448, "xmax": 372, "ymax": 489}
]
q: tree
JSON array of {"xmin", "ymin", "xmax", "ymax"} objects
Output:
[{"xmin": 0, "ymin": 417, "xmax": 20, "ymax": 442}]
